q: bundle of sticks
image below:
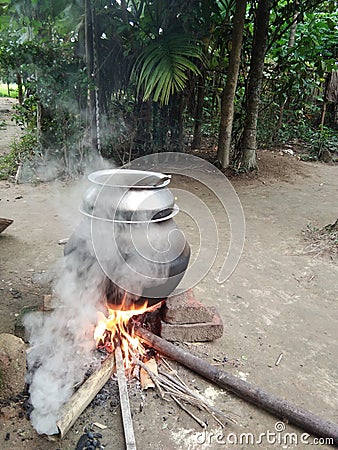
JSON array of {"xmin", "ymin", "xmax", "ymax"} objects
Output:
[{"xmin": 135, "ymin": 356, "xmax": 238, "ymax": 428}]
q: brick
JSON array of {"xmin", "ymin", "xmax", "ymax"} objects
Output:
[
  {"xmin": 160, "ymin": 307, "xmax": 223, "ymax": 342},
  {"xmin": 14, "ymin": 295, "xmax": 54, "ymax": 342},
  {"xmin": 163, "ymin": 289, "xmax": 214, "ymax": 324}
]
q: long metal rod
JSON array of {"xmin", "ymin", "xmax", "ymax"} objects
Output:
[
  {"xmin": 136, "ymin": 327, "xmax": 338, "ymax": 446},
  {"xmin": 115, "ymin": 343, "xmax": 137, "ymax": 450}
]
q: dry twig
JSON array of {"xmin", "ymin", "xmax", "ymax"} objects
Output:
[
  {"xmin": 133, "ymin": 356, "xmax": 238, "ymax": 428},
  {"xmin": 300, "ymin": 221, "xmax": 338, "ymax": 261}
]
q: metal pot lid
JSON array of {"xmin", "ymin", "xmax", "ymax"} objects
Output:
[{"xmin": 88, "ymin": 169, "xmax": 171, "ymax": 189}]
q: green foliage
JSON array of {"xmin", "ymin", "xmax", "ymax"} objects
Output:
[
  {"xmin": 277, "ymin": 122, "xmax": 338, "ymax": 160},
  {"xmin": 12, "ymin": 96, "xmax": 37, "ymax": 128},
  {"xmin": 12, "ymin": 129, "xmax": 40, "ymax": 154},
  {"xmin": 0, "ymin": 150, "xmax": 18, "ymax": 179},
  {"xmin": 0, "ymin": 14, "xmax": 90, "ymax": 171},
  {"xmin": 306, "ymin": 127, "xmax": 338, "ymax": 159},
  {"xmin": 0, "ymin": 130, "xmax": 39, "ymax": 180},
  {"xmin": 0, "ymin": 0, "xmax": 337, "ymax": 169},
  {"xmin": 263, "ymin": 4, "xmax": 338, "ymax": 146},
  {"xmin": 134, "ymin": 34, "xmax": 203, "ymax": 104}
]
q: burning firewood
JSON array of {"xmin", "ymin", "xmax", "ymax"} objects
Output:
[
  {"xmin": 56, "ymin": 298, "xmax": 236, "ymax": 442},
  {"xmin": 139, "ymin": 357, "xmax": 158, "ymax": 390},
  {"xmin": 56, "ymin": 353, "xmax": 116, "ymax": 438}
]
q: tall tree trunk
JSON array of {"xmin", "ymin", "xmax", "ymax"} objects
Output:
[
  {"xmin": 168, "ymin": 93, "xmax": 185, "ymax": 151},
  {"xmin": 235, "ymin": 0, "xmax": 272, "ymax": 171},
  {"xmin": 153, "ymin": 103, "xmax": 169, "ymax": 152},
  {"xmin": 217, "ymin": 0, "xmax": 247, "ymax": 168},
  {"xmin": 85, "ymin": 0, "xmax": 98, "ymax": 154},
  {"xmin": 16, "ymin": 72, "xmax": 23, "ymax": 105},
  {"xmin": 288, "ymin": 11, "xmax": 299, "ymax": 48},
  {"xmin": 323, "ymin": 70, "xmax": 338, "ymax": 128},
  {"xmin": 274, "ymin": 9, "xmax": 299, "ymax": 140},
  {"xmin": 134, "ymin": 98, "xmax": 152, "ymax": 155},
  {"xmin": 36, "ymin": 101, "xmax": 42, "ymax": 143},
  {"xmin": 191, "ymin": 76, "xmax": 205, "ymax": 149}
]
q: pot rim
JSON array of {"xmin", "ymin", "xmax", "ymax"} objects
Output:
[
  {"xmin": 79, "ymin": 204, "xmax": 179, "ymax": 223},
  {"xmin": 88, "ymin": 169, "xmax": 171, "ymax": 189}
]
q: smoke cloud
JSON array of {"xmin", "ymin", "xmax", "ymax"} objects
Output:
[{"xmin": 24, "ymin": 242, "xmax": 108, "ymax": 434}]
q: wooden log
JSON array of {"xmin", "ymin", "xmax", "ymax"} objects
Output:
[
  {"xmin": 15, "ymin": 163, "xmax": 22, "ymax": 184},
  {"xmin": 136, "ymin": 327, "xmax": 338, "ymax": 446},
  {"xmin": 0, "ymin": 218, "xmax": 13, "ymax": 234},
  {"xmin": 140, "ymin": 357, "xmax": 158, "ymax": 390},
  {"xmin": 42, "ymin": 294, "xmax": 54, "ymax": 312},
  {"xmin": 115, "ymin": 344, "xmax": 137, "ymax": 450},
  {"xmin": 56, "ymin": 353, "xmax": 115, "ymax": 438}
]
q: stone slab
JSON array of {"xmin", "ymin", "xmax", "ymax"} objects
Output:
[
  {"xmin": 160, "ymin": 307, "xmax": 223, "ymax": 342},
  {"xmin": 0, "ymin": 333, "xmax": 26, "ymax": 400},
  {"xmin": 163, "ymin": 289, "xmax": 214, "ymax": 324}
]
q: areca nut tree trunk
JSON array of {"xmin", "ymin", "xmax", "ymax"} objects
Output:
[
  {"xmin": 217, "ymin": 0, "xmax": 247, "ymax": 168},
  {"xmin": 191, "ymin": 74, "xmax": 205, "ymax": 149},
  {"xmin": 85, "ymin": 0, "xmax": 99, "ymax": 154},
  {"xmin": 236, "ymin": 0, "xmax": 272, "ymax": 171},
  {"xmin": 274, "ymin": 10, "xmax": 299, "ymax": 140}
]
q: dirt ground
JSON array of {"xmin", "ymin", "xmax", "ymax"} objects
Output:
[{"xmin": 0, "ymin": 98, "xmax": 337, "ymax": 449}]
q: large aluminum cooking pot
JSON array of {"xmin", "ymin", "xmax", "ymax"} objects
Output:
[{"xmin": 65, "ymin": 168, "xmax": 190, "ymax": 306}]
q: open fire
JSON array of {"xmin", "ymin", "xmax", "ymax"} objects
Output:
[{"xmin": 94, "ymin": 294, "xmax": 161, "ymax": 373}]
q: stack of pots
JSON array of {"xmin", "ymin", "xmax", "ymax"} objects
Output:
[{"xmin": 66, "ymin": 169, "xmax": 190, "ymax": 307}]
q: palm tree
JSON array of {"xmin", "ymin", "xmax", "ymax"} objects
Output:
[{"xmin": 133, "ymin": 33, "xmax": 202, "ymax": 105}]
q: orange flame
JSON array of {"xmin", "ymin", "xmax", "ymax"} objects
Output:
[{"xmin": 94, "ymin": 294, "xmax": 159, "ymax": 372}]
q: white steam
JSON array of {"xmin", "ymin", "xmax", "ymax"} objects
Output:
[{"xmin": 24, "ymin": 245, "xmax": 108, "ymax": 435}]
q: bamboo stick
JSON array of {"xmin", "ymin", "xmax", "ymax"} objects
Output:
[
  {"xmin": 135, "ymin": 327, "xmax": 338, "ymax": 446},
  {"xmin": 115, "ymin": 344, "xmax": 137, "ymax": 450},
  {"xmin": 57, "ymin": 353, "xmax": 115, "ymax": 438}
]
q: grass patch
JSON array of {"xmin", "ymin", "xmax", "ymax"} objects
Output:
[
  {"xmin": 0, "ymin": 83, "xmax": 18, "ymax": 99},
  {"xmin": 0, "ymin": 149, "xmax": 20, "ymax": 180}
]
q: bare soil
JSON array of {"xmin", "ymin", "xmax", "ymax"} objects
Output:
[{"xmin": 0, "ymin": 98, "xmax": 337, "ymax": 449}]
